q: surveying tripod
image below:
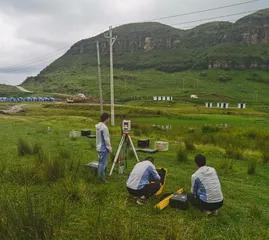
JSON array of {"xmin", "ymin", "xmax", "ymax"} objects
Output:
[{"xmin": 109, "ymin": 132, "xmax": 139, "ymax": 177}]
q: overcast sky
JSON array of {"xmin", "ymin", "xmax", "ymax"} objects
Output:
[{"xmin": 0, "ymin": 0, "xmax": 267, "ymax": 85}]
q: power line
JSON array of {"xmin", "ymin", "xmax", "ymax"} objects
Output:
[
  {"xmin": 0, "ymin": 38, "xmax": 109, "ymax": 73},
  {"xmin": 0, "ymin": 45, "xmax": 70, "ymax": 72},
  {"xmin": 152, "ymin": 0, "xmax": 261, "ymax": 21},
  {"xmin": 171, "ymin": 9, "xmax": 259, "ymax": 26}
]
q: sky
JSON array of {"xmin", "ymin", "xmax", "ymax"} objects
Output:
[{"xmin": 0, "ymin": 0, "xmax": 268, "ymax": 85}]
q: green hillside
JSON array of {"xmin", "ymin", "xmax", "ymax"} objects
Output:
[
  {"xmin": 22, "ymin": 9, "xmax": 269, "ymax": 104},
  {"xmin": 0, "ymin": 84, "xmax": 21, "ymax": 97}
]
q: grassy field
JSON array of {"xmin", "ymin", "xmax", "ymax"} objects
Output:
[
  {"xmin": 0, "ymin": 103, "xmax": 269, "ymax": 240},
  {"xmin": 21, "ymin": 66, "xmax": 269, "ymax": 105}
]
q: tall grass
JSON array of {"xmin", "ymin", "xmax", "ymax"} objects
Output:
[
  {"xmin": 33, "ymin": 142, "xmax": 48, "ymax": 165},
  {"xmin": 40, "ymin": 157, "xmax": 66, "ymax": 182},
  {"xmin": 247, "ymin": 158, "xmax": 257, "ymax": 175},
  {"xmin": 202, "ymin": 126, "xmax": 220, "ymax": 134},
  {"xmin": 261, "ymin": 145, "xmax": 269, "ymax": 164},
  {"xmin": 0, "ymin": 193, "xmax": 54, "ymax": 240},
  {"xmin": 184, "ymin": 137, "xmax": 195, "ymax": 151},
  {"xmin": 176, "ymin": 146, "xmax": 188, "ymax": 163},
  {"xmin": 219, "ymin": 159, "xmax": 233, "ymax": 173},
  {"xmin": 0, "ymin": 161, "xmax": 6, "ymax": 177},
  {"xmin": 17, "ymin": 138, "xmax": 33, "ymax": 156},
  {"xmin": 225, "ymin": 144, "xmax": 244, "ymax": 160}
]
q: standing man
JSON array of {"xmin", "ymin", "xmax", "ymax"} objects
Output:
[
  {"xmin": 126, "ymin": 157, "xmax": 161, "ymax": 205},
  {"xmin": 188, "ymin": 154, "xmax": 223, "ymax": 216},
  {"xmin": 96, "ymin": 113, "xmax": 112, "ymax": 183}
]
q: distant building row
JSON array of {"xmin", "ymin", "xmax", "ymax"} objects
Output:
[
  {"xmin": 0, "ymin": 97, "xmax": 56, "ymax": 102},
  {"xmin": 205, "ymin": 103, "xmax": 246, "ymax": 109},
  {"xmin": 153, "ymin": 96, "xmax": 173, "ymax": 101}
]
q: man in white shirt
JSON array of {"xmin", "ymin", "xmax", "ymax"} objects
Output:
[
  {"xmin": 95, "ymin": 113, "xmax": 112, "ymax": 182},
  {"xmin": 126, "ymin": 157, "xmax": 161, "ymax": 205},
  {"xmin": 188, "ymin": 154, "xmax": 223, "ymax": 216}
]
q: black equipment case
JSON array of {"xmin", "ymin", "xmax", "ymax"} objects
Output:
[
  {"xmin": 137, "ymin": 139, "xmax": 150, "ymax": 148},
  {"xmin": 81, "ymin": 129, "xmax": 91, "ymax": 136},
  {"xmin": 169, "ymin": 193, "xmax": 188, "ymax": 210}
]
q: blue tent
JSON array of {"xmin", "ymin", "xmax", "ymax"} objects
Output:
[
  {"xmin": 17, "ymin": 97, "xmax": 24, "ymax": 102},
  {"xmin": 49, "ymin": 97, "xmax": 56, "ymax": 102},
  {"xmin": 38, "ymin": 97, "xmax": 44, "ymax": 102},
  {"xmin": 44, "ymin": 97, "xmax": 50, "ymax": 102},
  {"xmin": 0, "ymin": 97, "xmax": 3, "ymax": 102},
  {"xmin": 32, "ymin": 97, "xmax": 38, "ymax": 102},
  {"xmin": 2, "ymin": 97, "xmax": 7, "ymax": 102},
  {"xmin": 25, "ymin": 97, "xmax": 32, "ymax": 102},
  {"xmin": 9, "ymin": 97, "xmax": 16, "ymax": 102}
]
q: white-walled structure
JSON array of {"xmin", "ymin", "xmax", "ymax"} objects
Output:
[
  {"xmin": 153, "ymin": 96, "xmax": 173, "ymax": 101},
  {"xmin": 205, "ymin": 103, "xmax": 213, "ymax": 108},
  {"xmin": 238, "ymin": 103, "xmax": 246, "ymax": 109}
]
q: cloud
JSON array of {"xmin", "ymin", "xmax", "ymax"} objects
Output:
[{"xmin": 0, "ymin": 0, "xmax": 267, "ymax": 85}]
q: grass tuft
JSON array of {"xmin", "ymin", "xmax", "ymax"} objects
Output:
[{"xmin": 17, "ymin": 138, "xmax": 33, "ymax": 156}]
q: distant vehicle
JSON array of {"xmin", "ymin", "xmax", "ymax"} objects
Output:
[
  {"xmin": 191, "ymin": 94, "xmax": 198, "ymax": 99},
  {"xmin": 66, "ymin": 94, "xmax": 100, "ymax": 103}
]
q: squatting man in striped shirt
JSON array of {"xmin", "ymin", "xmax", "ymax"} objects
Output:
[
  {"xmin": 126, "ymin": 157, "xmax": 161, "ymax": 205},
  {"xmin": 188, "ymin": 154, "xmax": 224, "ymax": 216}
]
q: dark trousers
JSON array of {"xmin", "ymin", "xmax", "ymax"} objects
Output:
[
  {"xmin": 187, "ymin": 193, "xmax": 223, "ymax": 211},
  {"xmin": 127, "ymin": 183, "xmax": 160, "ymax": 198}
]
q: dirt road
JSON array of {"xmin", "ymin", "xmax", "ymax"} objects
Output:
[
  {"xmin": 0, "ymin": 104, "xmax": 27, "ymax": 114},
  {"xmin": 15, "ymin": 86, "xmax": 33, "ymax": 93}
]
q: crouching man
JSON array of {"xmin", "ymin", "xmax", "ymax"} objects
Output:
[
  {"xmin": 188, "ymin": 154, "xmax": 223, "ymax": 216},
  {"xmin": 126, "ymin": 157, "xmax": 161, "ymax": 205}
]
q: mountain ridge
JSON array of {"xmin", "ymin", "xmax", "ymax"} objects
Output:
[{"xmin": 21, "ymin": 8, "xmax": 269, "ymax": 100}]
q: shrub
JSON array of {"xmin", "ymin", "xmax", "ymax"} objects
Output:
[
  {"xmin": 176, "ymin": 146, "xmax": 188, "ymax": 163},
  {"xmin": 202, "ymin": 126, "xmax": 221, "ymax": 134},
  {"xmin": 184, "ymin": 137, "xmax": 195, "ymax": 151},
  {"xmin": 217, "ymin": 75, "xmax": 232, "ymax": 82},
  {"xmin": 247, "ymin": 158, "xmax": 257, "ymax": 175},
  {"xmin": 225, "ymin": 144, "xmax": 244, "ymax": 160},
  {"xmin": 17, "ymin": 138, "xmax": 33, "ymax": 156}
]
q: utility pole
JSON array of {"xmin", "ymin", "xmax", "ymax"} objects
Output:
[
  {"xmin": 96, "ymin": 41, "xmax": 103, "ymax": 115},
  {"xmin": 104, "ymin": 26, "xmax": 117, "ymax": 126}
]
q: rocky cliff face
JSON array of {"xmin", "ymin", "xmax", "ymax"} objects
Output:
[{"xmin": 67, "ymin": 9, "xmax": 269, "ymax": 57}]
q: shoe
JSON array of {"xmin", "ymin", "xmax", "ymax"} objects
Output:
[
  {"xmin": 136, "ymin": 196, "xmax": 148, "ymax": 205},
  {"xmin": 211, "ymin": 210, "xmax": 218, "ymax": 216},
  {"xmin": 100, "ymin": 179, "xmax": 108, "ymax": 184},
  {"xmin": 203, "ymin": 210, "xmax": 212, "ymax": 216}
]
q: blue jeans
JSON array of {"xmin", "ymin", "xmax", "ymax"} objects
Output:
[{"xmin": 97, "ymin": 151, "xmax": 109, "ymax": 180}]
